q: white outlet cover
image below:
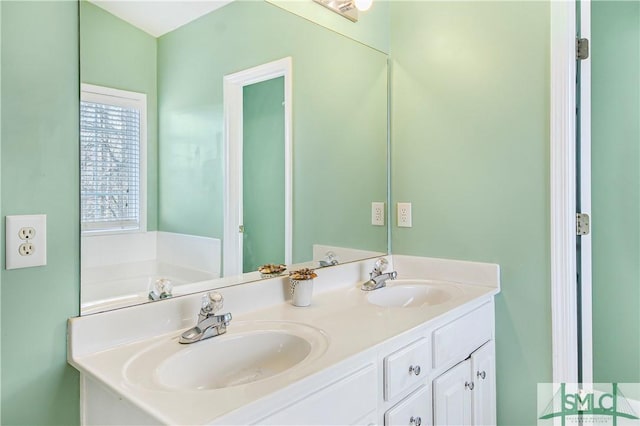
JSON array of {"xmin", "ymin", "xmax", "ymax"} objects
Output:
[
  {"xmin": 6, "ymin": 214, "xmax": 47, "ymax": 269},
  {"xmin": 372, "ymin": 202, "xmax": 385, "ymax": 226},
  {"xmin": 397, "ymin": 202, "xmax": 412, "ymax": 228}
]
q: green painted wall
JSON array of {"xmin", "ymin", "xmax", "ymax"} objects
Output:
[
  {"xmin": 591, "ymin": 0, "xmax": 640, "ymax": 385},
  {"xmin": 0, "ymin": 2, "xmax": 607, "ymax": 425},
  {"xmin": 390, "ymin": 2, "xmax": 551, "ymax": 424},
  {"xmin": 80, "ymin": 1, "xmax": 159, "ymax": 231},
  {"xmin": 0, "ymin": 1, "xmax": 80, "ymax": 424},
  {"xmin": 243, "ymin": 77, "xmax": 286, "ymax": 272},
  {"xmin": 266, "ymin": 0, "xmax": 390, "ymax": 54},
  {"xmin": 158, "ymin": 0, "xmax": 388, "ymax": 262}
]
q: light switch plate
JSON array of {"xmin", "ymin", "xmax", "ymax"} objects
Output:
[{"xmin": 6, "ymin": 214, "xmax": 47, "ymax": 269}]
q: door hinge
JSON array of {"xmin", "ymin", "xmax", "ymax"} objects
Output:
[
  {"xmin": 577, "ymin": 38, "xmax": 589, "ymax": 60},
  {"xmin": 239, "ymin": 225, "xmax": 244, "ymax": 234},
  {"xmin": 577, "ymin": 213, "xmax": 590, "ymax": 236}
]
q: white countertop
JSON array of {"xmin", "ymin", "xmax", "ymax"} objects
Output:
[{"xmin": 68, "ymin": 255, "xmax": 500, "ymax": 425}]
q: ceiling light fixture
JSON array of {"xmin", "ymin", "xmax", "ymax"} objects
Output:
[
  {"xmin": 312, "ymin": 0, "xmax": 373, "ymax": 22},
  {"xmin": 354, "ymin": 0, "xmax": 372, "ymax": 12}
]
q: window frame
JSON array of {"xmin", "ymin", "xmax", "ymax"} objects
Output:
[{"xmin": 80, "ymin": 83, "xmax": 148, "ymax": 235}]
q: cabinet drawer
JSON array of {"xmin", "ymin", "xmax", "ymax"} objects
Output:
[
  {"xmin": 384, "ymin": 338, "xmax": 429, "ymax": 401},
  {"xmin": 432, "ymin": 303, "xmax": 492, "ymax": 369},
  {"xmin": 353, "ymin": 409, "xmax": 378, "ymax": 426},
  {"xmin": 257, "ymin": 363, "xmax": 377, "ymax": 425},
  {"xmin": 385, "ymin": 385, "xmax": 430, "ymax": 426}
]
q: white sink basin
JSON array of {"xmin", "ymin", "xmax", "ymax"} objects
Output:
[
  {"xmin": 125, "ymin": 321, "xmax": 329, "ymax": 391},
  {"xmin": 367, "ymin": 279, "xmax": 462, "ymax": 308}
]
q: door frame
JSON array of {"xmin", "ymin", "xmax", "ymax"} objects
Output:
[
  {"xmin": 222, "ymin": 57, "xmax": 293, "ymax": 277},
  {"xmin": 578, "ymin": 0, "xmax": 593, "ymax": 385},
  {"xmin": 549, "ymin": 0, "xmax": 592, "ymax": 384}
]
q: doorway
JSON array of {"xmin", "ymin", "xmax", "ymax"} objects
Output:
[
  {"xmin": 551, "ymin": 0, "xmax": 640, "ymax": 386},
  {"xmin": 242, "ymin": 77, "xmax": 285, "ymax": 272},
  {"xmin": 223, "ymin": 57, "xmax": 293, "ymax": 277},
  {"xmin": 588, "ymin": 0, "xmax": 640, "ymax": 386}
]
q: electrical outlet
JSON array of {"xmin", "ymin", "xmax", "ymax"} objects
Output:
[
  {"xmin": 6, "ymin": 214, "xmax": 47, "ymax": 269},
  {"xmin": 18, "ymin": 243, "xmax": 35, "ymax": 256},
  {"xmin": 18, "ymin": 227, "xmax": 36, "ymax": 240},
  {"xmin": 397, "ymin": 202, "xmax": 412, "ymax": 227},
  {"xmin": 372, "ymin": 202, "xmax": 385, "ymax": 226}
]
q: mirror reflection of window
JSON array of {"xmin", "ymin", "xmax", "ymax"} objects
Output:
[{"xmin": 80, "ymin": 84, "xmax": 147, "ymax": 233}]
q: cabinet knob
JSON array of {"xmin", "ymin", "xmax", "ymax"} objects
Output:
[
  {"xmin": 408, "ymin": 365, "xmax": 421, "ymax": 376},
  {"xmin": 409, "ymin": 416, "xmax": 422, "ymax": 426},
  {"xmin": 477, "ymin": 370, "xmax": 486, "ymax": 380},
  {"xmin": 465, "ymin": 381, "xmax": 475, "ymax": 390}
]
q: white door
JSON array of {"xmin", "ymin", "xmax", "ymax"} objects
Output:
[
  {"xmin": 433, "ymin": 360, "xmax": 472, "ymax": 426},
  {"xmin": 583, "ymin": 0, "xmax": 640, "ymax": 386},
  {"xmin": 471, "ymin": 341, "xmax": 496, "ymax": 426}
]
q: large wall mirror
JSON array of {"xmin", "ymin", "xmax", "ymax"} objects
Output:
[{"xmin": 80, "ymin": 0, "xmax": 389, "ymax": 315}]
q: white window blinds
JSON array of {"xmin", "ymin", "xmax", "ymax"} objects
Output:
[{"xmin": 80, "ymin": 85, "xmax": 147, "ymax": 233}]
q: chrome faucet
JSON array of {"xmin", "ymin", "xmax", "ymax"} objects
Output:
[
  {"xmin": 148, "ymin": 278, "xmax": 173, "ymax": 301},
  {"xmin": 318, "ymin": 251, "xmax": 339, "ymax": 268},
  {"xmin": 179, "ymin": 292, "xmax": 232, "ymax": 344},
  {"xmin": 361, "ymin": 258, "xmax": 397, "ymax": 291}
]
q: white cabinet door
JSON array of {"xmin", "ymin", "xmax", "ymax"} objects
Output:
[
  {"xmin": 471, "ymin": 341, "xmax": 496, "ymax": 426},
  {"xmin": 433, "ymin": 360, "xmax": 472, "ymax": 426}
]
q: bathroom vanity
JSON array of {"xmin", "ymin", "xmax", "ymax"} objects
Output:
[{"xmin": 68, "ymin": 255, "xmax": 500, "ymax": 425}]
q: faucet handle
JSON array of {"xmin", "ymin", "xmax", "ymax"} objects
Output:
[
  {"xmin": 373, "ymin": 257, "xmax": 388, "ymax": 273},
  {"xmin": 148, "ymin": 278, "xmax": 173, "ymax": 301},
  {"xmin": 201, "ymin": 292, "xmax": 224, "ymax": 314},
  {"xmin": 325, "ymin": 251, "xmax": 338, "ymax": 264}
]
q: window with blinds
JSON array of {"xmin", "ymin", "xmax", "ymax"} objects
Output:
[{"xmin": 80, "ymin": 84, "xmax": 147, "ymax": 233}]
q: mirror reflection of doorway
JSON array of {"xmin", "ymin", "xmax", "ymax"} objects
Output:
[
  {"xmin": 223, "ymin": 57, "xmax": 292, "ymax": 277},
  {"xmin": 242, "ymin": 77, "xmax": 285, "ymax": 272}
]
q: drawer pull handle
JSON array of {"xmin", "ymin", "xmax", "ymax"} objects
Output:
[
  {"xmin": 477, "ymin": 370, "xmax": 486, "ymax": 380},
  {"xmin": 410, "ymin": 416, "xmax": 422, "ymax": 426},
  {"xmin": 408, "ymin": 365, "xmax": 421, "ymax": 376},
  {"xmin": 465, "ymin": 381, "xmax": 474, "ymax": 390}
]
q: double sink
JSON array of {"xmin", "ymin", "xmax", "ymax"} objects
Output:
[{"xmin": 124, "ymin": 279, "xmax": 461, "ymax": 392}]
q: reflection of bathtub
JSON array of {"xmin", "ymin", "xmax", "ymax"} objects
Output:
[
  {"xmin": 81, "ymin": 261, "xmax": 218, "ymax": 315},
  {"xmin": 81, "ymin": 232, "xmax": 221, "ymax": 314}
]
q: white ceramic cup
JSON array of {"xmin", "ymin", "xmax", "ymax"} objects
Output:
[{"xmin": 290, "ymin": 278, "xmax": 314, "ymax": 307}]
